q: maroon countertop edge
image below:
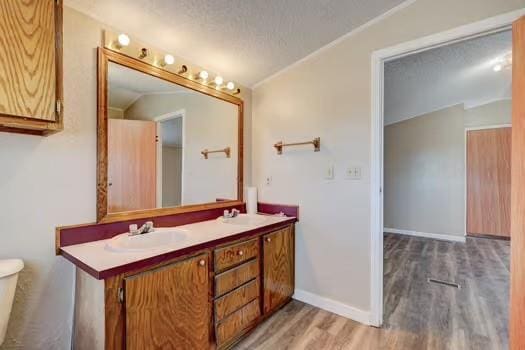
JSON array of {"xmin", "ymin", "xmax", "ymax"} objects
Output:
[
  {"xmin": 258, "ymin": 202, "xmax": 299, "ymax": 220},
  {"xmin": 58, "ymin": 202, "xmax": 299, "ymax": 249},
  {"xmin": 60, "ymin": 217, "xmax": 297, "ymax": 280},
  {"xmin": 59, "ymin": 204, "xmax": 245, "ymax": 248}
]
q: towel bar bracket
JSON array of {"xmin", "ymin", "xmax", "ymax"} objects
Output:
[{"xmin": 274, "ymin": 137, "xmax": 320, "ymax": 155}]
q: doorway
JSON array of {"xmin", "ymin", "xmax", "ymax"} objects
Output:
[
  {"xmin": 155, "ymin": 110, "xmax": 185, "ymax": 207},
  {"xmin": 370, "ymin": 9, "xmax": 524, "ymax": 330}
]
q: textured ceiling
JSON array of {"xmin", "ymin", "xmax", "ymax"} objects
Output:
[
  {"xmin": 384, "ymin": 30, "xmax": 512, "ymax": 125},
  {"xmin": 65, "ymin": 0, "xmax": 406, "ymax": 87}
]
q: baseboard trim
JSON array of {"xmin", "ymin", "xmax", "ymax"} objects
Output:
[
  {"xmin": 384, "ymin": 228, "xmax": 466, "ymax": 243},
  {"xmin": 293, "ymin": 289, "xmax": 371, "ymax": 325},
  {"xmin": 467, "ymin": 232, "xmax": 510, "ymax": 241}
]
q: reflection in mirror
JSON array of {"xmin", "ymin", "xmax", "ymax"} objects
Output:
[{"xmin": 107, "ymin": 62, "xmax": 238, "ymax": 214}]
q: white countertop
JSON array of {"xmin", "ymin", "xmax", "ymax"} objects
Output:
[{"xmin": 61, "ymin": 214, "xmax": 293, "ymax": 276}]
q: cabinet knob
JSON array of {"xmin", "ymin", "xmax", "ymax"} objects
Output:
[
  {"xmin": 266, "ymin": 237, "xmax": 271, "ymax": 243},
  {"xmin": 198, "ymin": 259, "xmax": 206, "ymax": 266},
  {"xmin": 238, "ymin": 250, "xmax": 244, "ymax": 256}
]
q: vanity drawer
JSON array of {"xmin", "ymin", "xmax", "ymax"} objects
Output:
[
  {"xmin": 215, "ymin": 238, "xmax": 259, "ymax": 272},
  {"xmin": 215, "ymin": 279, "xmax": 260, "ymax": 322},
  {"xmin": 215, "ymin": 259, "xmax": 259, "ymax": 297},
  {"xmin": 216, "ymin": 299, "xmax": 261, "ymax": 346}
]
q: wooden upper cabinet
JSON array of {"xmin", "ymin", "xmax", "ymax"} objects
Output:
[
  {"xmin": 124, "ymin": 253, "xmax": 211, "ymax": 350},
  {"xmin": 263, "ymin": 226, "xmax": 295, "ymax": 315},
  {"xmin": 0, "ymin": 0, "xmax": 63, "ymax": 135}
]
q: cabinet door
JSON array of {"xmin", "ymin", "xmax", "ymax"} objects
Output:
[
  {"xmin": 124, "ymin": 254, "xmax": 210, "ymax": 350},
  {"xmin": 263, "ymin": 226, "xmax": 294, "ymax": 314},
  {"xmin": 0, "ymin": 0, "xmax": 63, "ymax": 133}
]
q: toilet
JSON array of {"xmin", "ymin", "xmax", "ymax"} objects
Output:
[{"xmin": 0, "ymin": 259, "xmax": 23, "ymax": 346}]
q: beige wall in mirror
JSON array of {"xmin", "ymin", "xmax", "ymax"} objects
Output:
[{"xmin": 107, "ymin": 62, "xmax": 239, "ymax": 214}]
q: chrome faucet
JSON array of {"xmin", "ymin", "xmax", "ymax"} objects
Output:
[
  {"xmin": 129, "ymin": 221, "xmax": 155, "ymax": 236},
  {"xmin": 223, "ymin": 209, "xmax": 240, "ymax": 219}
]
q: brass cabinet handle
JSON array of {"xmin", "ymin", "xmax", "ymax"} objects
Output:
[
  {"xmin": 198, "ymin": 259, "xmax": 206, "ymax": 266},
  {"xmin": 238, "ymin": 250, "xmax": 244, "ymax": 256},
  {"xmin": 266, "ymin": 237, "xmax": 271, "ymax": 243}
]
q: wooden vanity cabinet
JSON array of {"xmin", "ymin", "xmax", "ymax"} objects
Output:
[
  {"xmin": 0, "ymin": 0, "xmax": 63, "ymax": 135},
  {"xmin": 123, "ymin": 253, "xmax": 210, "ymax": 350},
  {"xmin": 263, "ymin": 225, "xmax": 295, "ymax": 314},
  {"xmin": 91, "ymin": 223, "xmax": 295, "ymax": 350}
]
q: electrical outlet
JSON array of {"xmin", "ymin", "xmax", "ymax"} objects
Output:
[
  {"xmin": 346, "ymin": 166, "xmax": 362, "ymax": 180},
  {"xmin": 265, "ymin": 176, "xmax": 272, "ymax": 186}
]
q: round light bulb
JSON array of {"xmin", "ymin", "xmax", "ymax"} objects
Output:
[
  {"xmin": 199, "ymin": 71, "xmax": 209, "ymax": 80},
  {"xmin": 164, "ymin": 54, "xmax": 175, "ymax": 65},
  {"xmin": 226, "ymin": 81, "xmax": 235, "ymax": 90},
  {"xmin": 493, "ymin": 64, "xmax": 502, "ymax": 72},
  {"xmin": 117, "ymin": 33, "xmax": 130, "ymax": 47},
  {"xmin": 214, "ymin": 76, "xmax": 224, "ymax": 85}
]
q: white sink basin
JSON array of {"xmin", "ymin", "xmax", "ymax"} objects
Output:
[
  {"xmin": 106, "ymin": 229, "xmax": 188, "ymax": 252},
  {"xmin": 218, "ymin": 214, "xmax": 268, "ymax": 226}
]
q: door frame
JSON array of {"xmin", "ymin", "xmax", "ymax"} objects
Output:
[
  {"xmin": 369, "ymin": 9, "xmax": 524, "ymax": 327},
  {"xmin": 464, "ymin": 124, "xmax": 512, "ymax": 238},
  {"xmin": 154, "ymin": 109, "xmax": 186, "ymax": 207}
]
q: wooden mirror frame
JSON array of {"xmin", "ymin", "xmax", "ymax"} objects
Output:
[{"xmin": 97, "ymin": 47, "xmax": 244, "ymax": 223}]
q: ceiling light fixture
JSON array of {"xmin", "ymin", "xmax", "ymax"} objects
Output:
[
  {"xmin": 214, "ymin": 76, "xmax": 224, "ymax": 86},
  {"xmin": 114, "ymin": 33, "xmax": 130, "ymax": 49},
  {"xmin": 161, "ymin": 54, "xmax": 175, "ymax": 66},
  {"xmin": 493, "ymin": 53, "xmax": 512, "ymax": 72},
  {"xmin": 198, "ymin": 70, "xmax": 209, "ymax": 80}
]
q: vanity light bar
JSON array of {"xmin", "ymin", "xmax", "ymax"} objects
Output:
[{"xmin": 107, "ymin": 31, "xmax": 241, "ymax": 96}]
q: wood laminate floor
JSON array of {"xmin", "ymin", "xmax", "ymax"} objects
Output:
[{"xmin": 235, "ymin": 233, "xmax": 510, "ymax": 350}]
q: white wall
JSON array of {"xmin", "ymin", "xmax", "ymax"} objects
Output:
[
  {"xmin": 464, "ymin": 99, "xmax": 512, "ymax": 127},
  {"xmin": 252, "ymin": 0, "xmax": 525, "ymax": 316},
  {"xmin": 0, "ymin": 6, "xmax": 252, "ymax": 349},
  {"xmin": 126, "ymin": 93, "xmax": 239, "ymax": 204},
  {"xmin": 0, "ymin": 7, "xmax": 99, "ymax": 349},
  {"xmin": 384, "ymin": 100, "xmax": 512, "ymax": 237},
  {"xmin": 384, "ymin": 105, "xmax": 466, "ymax": 236}
]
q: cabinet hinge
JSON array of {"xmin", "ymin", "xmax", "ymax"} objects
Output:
[
  {"xmin": 118, "ymin": 287, "xmax": 124, "ymax": 304},
  {"xmin": 55, "ymin": 100, "xmax": 62, "ymax": 114}
]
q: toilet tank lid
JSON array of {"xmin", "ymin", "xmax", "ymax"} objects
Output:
[{"xmin": 0, "ymin": 259, "xmax": 24, "ymax": 279}]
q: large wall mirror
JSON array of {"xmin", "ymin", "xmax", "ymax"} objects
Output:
[{"xmin": 97, "ymin": 48, "xmax": 243, "ymax": 222}]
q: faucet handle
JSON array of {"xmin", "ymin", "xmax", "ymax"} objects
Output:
[
  {"xmin": 223, "ymin": 210, "xmax": 231, "ymax": 218},
  {"xmin": 144, "ymin": 221, "xmax": 154, "ymax": 233},
  {"xmin": 129, "ymin": 224, "xmax": 139, "ymax": 236}
]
